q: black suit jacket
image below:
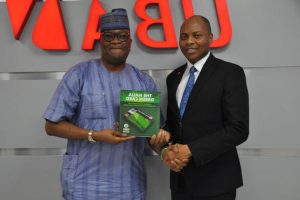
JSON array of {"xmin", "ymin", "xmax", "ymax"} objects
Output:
[{"xmin": 165, "ymin": 54, "xmax": 249, "ymax": 196}]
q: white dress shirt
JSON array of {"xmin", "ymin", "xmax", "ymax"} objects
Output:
[{"xmin": 176, "ymin": 52, "xmax": 210, "ymax": 107}]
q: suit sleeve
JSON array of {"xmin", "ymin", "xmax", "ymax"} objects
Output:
[
  {"xmin": 188, "ymin": 66, "xmax": 249, "ymax": 167},
  {"xmin": 162, "ymin": 75, "xmax": 174, "ymax": 133}
]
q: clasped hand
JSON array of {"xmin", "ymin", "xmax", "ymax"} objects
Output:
[{"xmin": 162, "ymin": 144, "xmax": 191, "ymax": 172}]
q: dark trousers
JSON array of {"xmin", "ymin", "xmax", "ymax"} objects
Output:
[
  {"xmin": 171, "ymin": 190, "xmax": 236, "ymax": 200},
  {"xmin": 171, "ymin": 176, "xmax": 236, "ymax": 200}
]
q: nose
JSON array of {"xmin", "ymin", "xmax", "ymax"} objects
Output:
[
  {"xmin": 186, "ymin": 35, "xmax": 195, "ymax": 45},
  {"xmin": 111, "ymin": 36, "xmax": 121, "ymax": 44}
]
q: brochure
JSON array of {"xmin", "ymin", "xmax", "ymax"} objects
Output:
[{"xmin": 119, "ymin": 90, "xmax": 160, "ymax": 137}]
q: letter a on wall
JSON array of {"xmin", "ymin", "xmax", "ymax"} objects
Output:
[
  {"xmin": 82, "ymin": 0, "xmax": 106, "ymax": 50},
  {"xmin": 6, "ymin": 0, "xmax": 69, "ymax": 50},
  {"xmin": 6, "ymin": 0, "xmax": 36, "ymax": 39},
  {"xmin": 32, "ymin": 0, "xmax": 70, "ymax": 50}
]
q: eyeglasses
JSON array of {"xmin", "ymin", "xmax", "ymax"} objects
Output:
[{"xmin": 101, "ymin": 32, "xmax": 130, "ymax": 42}]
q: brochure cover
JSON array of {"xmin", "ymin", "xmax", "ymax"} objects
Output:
[{"xmin": 119, "ymin": 90, "xmax": 160, "ymax": 137}]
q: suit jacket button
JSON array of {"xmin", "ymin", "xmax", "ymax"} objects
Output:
[{"xmin": 179, "ymin": 122, "xmax": 182, "ymax": 127}]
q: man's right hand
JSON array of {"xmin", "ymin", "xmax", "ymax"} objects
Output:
[
  {"xmin": 162, "ymin": 145, "xmax": 189, "ymax": 172},
  {"xmin": 93, "ymin": 129, "xmax": 136, "ymax": 144}
]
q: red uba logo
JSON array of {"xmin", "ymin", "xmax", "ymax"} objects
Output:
[{"xmin": 6, "ymin": 0, "xmax": 232, "ymax": 51}]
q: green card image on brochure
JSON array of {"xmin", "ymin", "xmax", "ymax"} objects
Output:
[
  {"xmin": 119, "ymin": 90, "xmax": 160, "ymax": 137},
  {"xmin": 124, "ymin": 108, "xmax": 153, "ymax": 131}
]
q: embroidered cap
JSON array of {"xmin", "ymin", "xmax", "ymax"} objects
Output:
[{"xmin": 99, "ymin": 8, "xmax": 130, "ymax": 32}]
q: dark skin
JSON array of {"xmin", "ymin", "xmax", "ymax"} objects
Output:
[
  {"xmin": 45, "ymin": 29, "xmax": 170, "ymax": 146},
  {"xmin": 162, "ymin": 16, "xmax": 214, "ymax": 172},
  {"xmin": 179, "ymin": 16, "xmax": 213, "ymax": 64},
  {"xmin": 100, "ymin": 29, "xmax": 132, "ymax": 72}
]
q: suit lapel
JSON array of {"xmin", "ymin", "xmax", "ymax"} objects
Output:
[
  {"xmin": 184, "ymin": 54, "xmax": 218, "ymax": 115},
  {"xmin": 193, "ymin": 54, "xmax": 217, "ymax": 92}
]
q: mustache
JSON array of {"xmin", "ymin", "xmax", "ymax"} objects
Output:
[
  {"xmin": 107, "ymin": 44, "xmax": 127, "ymax": 49},
  {"xmin": 184, "ymin": 45, "xmax": 199, "ymax": 49}
]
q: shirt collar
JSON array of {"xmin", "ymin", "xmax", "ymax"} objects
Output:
[{"xmin": 186, "ymin": 51, "xmax": 211, "ymax": 72}]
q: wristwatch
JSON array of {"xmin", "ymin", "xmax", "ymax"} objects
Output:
[{"xmin": 87, "ymin": 130, "xmax": 96, "ymax": 143}]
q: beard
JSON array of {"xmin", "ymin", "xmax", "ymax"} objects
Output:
[
  {"xmin": 101, "ymin": 47, "xmax": 130, "ymax": 65},
  {"xmin": 107, "ymin": 53, "xmax": 128, "ymax": 65}
]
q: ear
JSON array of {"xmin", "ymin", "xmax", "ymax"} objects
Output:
[
  {"xmin": 127, "ymin": 38, "xmax": 132, "ymax": 48},
  {"xmin": 99, "ymin": 37, "xmax": 104, "ymax": 48},
  {"xmin": 208, "ymin": 33, "xmax": 213, "ymax": 45}
]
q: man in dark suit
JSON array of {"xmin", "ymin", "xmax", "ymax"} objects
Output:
[{"xmin": 161, "ymin": 15, "xmax": 249, "ymax": 200}]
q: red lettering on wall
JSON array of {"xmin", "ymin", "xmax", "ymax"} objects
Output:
[
  {"xmin": 182, "ymin": 0, "xmax": 232, "ymax": 48},
  {"xmin": 82, "ymin": 0, "xmax": 106, "ymax": 50},
  {"xmin": 6, "ymin": 0, "xmax": 232, "ymax": 50},
  {"xmin": 181, "ymin": 0, "xmax": 194, "ymax": 19},
  {"xmin": 135, "ymin": 0, "xmax": 177, "ymax": 48},
  {"xmin": 213, "ymin": 0, "xmax": 232, "ymax": 47},
  {"xmin": 32, "ymin": 0, "xmax": 69, "ymax": 50},
  {"xmin": 6, "ymin": 0, "xmax": 36, "ymax": 39}
]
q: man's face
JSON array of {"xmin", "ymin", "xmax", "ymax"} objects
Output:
[
  {"xmin": 100, "ymin": 29, "xmax": 132, "ymax": 65},
  {"xmin": 179, "ymin": 17, "xmax": 213, "ymax": 64}
]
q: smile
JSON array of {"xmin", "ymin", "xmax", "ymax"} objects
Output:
[{"xmin": 185, "ymin": 48, "xmax": 198, "ymax": 53}]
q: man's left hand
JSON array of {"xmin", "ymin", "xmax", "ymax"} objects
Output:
[
  {"xmin": 149, "ymin": 129, "xmax": 171, "ymax": 153},
  {"xmin": 150, "ymin": 129, "xmax": 171, "ymax": 146}
]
